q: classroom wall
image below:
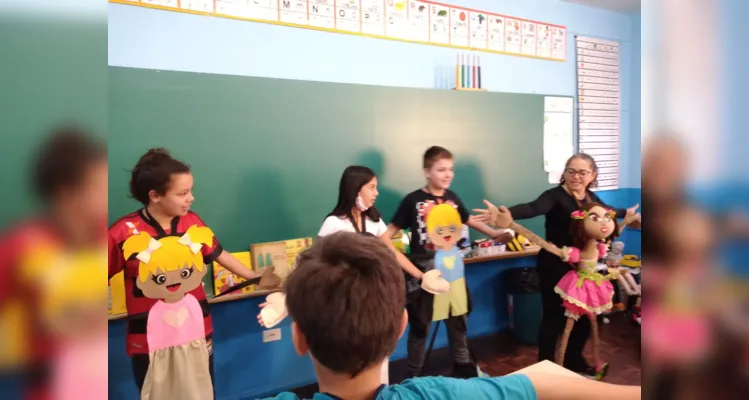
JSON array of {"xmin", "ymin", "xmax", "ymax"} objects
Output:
[
  {"xmin": 721, "ymin": 0, "xmax": 748, "ymax": 182},
  {"xmin": 628, "ymin": 14, "xmax": 641, "ymax": 189},
  {"xmin": 107, "ymin": 2, "xmax": 642, "ymax": 399},
  {"xmin": 107, "ymin": 0, "xmax": 641, "ymax": 189}
]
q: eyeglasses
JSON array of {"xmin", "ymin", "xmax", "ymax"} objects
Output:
[{"xmin": 565, "ymin": 168, "xmax": 592, "ymax": 178}]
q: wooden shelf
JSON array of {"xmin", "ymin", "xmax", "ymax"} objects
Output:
[{"xmin": 453, "ymin": 87, "xmax": 487, "ymax": 92}]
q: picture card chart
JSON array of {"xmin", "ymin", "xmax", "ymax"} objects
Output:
[
  {"xmin": 575, "ymin": 36, "xmax": 620, "ymax": 190},
  {"xmin": 543, "ymin": 97, "xmax": 574, "ymax": 183},
  {"xmin": 112, "ymin": 0, "xmax": 567, "ymax": 61}
]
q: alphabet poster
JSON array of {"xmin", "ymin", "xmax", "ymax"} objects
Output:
[{"xmin": 111, "ymin": 0, "xmax": 566, "ymax": 61}]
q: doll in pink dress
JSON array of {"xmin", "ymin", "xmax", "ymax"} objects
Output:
[{"xmin": 477, "ymin": 201, "xmax": 637, "ymax": 379}]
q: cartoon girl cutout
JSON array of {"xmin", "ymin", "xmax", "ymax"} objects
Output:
[
  {"xmin": 479, "ymin": 201, "xmax": 637, "ymax": 379},
  {"xmin": 18, "ymin": 244, "xmax": 108, "ymax": 400},
  {"xmin": 122, "ymin": 225, "xmax": 215, "ymax": 400},
  {"xmin": 425, "ymin": 203, "xmax": 468, "ymax": 321}
]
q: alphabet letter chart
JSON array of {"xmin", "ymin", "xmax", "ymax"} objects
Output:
[{"xmin": 112, "ymin": 0, "xmax": 566, "ymax": 61}]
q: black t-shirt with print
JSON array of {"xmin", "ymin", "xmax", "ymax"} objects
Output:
[{"xmin": 390, "ymin": 188, "xmax": 471, "ymax": 260}]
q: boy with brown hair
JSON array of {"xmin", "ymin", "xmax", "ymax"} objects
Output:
[
  {"xmin": 379, "ymin": 146, "xmax": 512, "ymax": 378},
  {"xmin": 264, "ymin": 232, "xmax": 641, "ymax": 400}
]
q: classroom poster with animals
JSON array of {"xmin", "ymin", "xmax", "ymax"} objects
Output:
[{"xmin": 110, "ymin": 0, "xmax": 566, "ymax": 61}]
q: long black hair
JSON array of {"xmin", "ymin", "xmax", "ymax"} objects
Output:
[{"xmin": 327, "ymin": 166, "xmax": 382, "ymax": 230}]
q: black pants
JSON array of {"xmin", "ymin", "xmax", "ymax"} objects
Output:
[
  {"xmin": 610, "ymin": 279, "xmax": 622, "ymax": 304},
  {"xmin": 537, "ymin": 254, "xmax": 590, "ymax": 371},
  {"xmin": 132, "ymin": 351, "xmax": 215, "ymax": 395},
  {"xmin": 405, "ymin": 288, "xmax": 473, "ymax": 375}
]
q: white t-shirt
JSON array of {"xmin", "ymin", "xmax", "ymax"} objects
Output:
[{"xmin": 318, "ymin": 215, "xmax": 388, "ymax": 237}]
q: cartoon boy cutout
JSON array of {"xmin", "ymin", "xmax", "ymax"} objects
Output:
[{"xmin": 425, "ymin": 203, "xmax": 468, "ymax": 321}]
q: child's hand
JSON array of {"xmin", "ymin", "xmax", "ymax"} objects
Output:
[
  {"xmin": 473, "ymin": 200, "xmax": 513, "ymax": 229},
  {"xmin": 472, "ymin": 201, "xmax": 495, "ymax": 225}
]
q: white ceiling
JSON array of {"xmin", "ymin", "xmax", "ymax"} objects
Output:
[{"xmin": 560, "ymin": 0, "xmax": 641, "ymax": 14}]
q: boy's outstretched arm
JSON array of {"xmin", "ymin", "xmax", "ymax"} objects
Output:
[
  {"xmin": 420, "ymin": 372, "xmax": 640, "ymax": 400},
  {"xmin": 466, "ymin": 216, "xmax": 514, "ymax": 242},
  {"xmin": 524, "ymin": 372, "xmax": 641, "ymax": 400}
]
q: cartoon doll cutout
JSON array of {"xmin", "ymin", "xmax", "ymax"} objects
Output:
[
  {"xmin": 425, "ymin": 203, "xmax": 468, "ymax": 322},
  {"xmin": 122, "ymin": 225, "xmax": 215, "ymax": 400},
  {"xmin": 478, "ymin": 201, "xmax": 638, "ymax": 379},
  {"xmin": 18, "ymin": 244, "xmax": 109, "ymax": 400}
]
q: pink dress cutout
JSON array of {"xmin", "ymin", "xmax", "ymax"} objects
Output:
[
  {"xmin": 554, "ymin": 242, "xmax": 614, "ymax": 319},
  {"xmin": 140, "ymin": 293, "xmax": 213, "ymax": 400},
  {"xmin": 146, "ymin": 294, "xmax": 206, "ymax": 352},
  {"xmin": 52, "ymin": 333, "xmax": 108, "ymax": 400}
]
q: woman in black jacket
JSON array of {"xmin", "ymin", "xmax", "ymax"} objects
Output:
[{"xmin": 477, "ymin": 153, "xmax": 639, "ymax": 378}]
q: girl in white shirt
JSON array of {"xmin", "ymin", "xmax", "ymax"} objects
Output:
[
  {"xmin": 318, "ymin": 166, "xmax": 390, "ymax": 384},
  {"xmin": 318, "ymin": 166, "xmax": 388, "ymax": 238}
]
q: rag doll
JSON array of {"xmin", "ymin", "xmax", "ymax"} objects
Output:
[
  {"xmin": 478, "ymin": 201, "xmax": 638, "ymax": 378},
  {"xmin": 605, "ymin": 241, "xmax": 640, "ymax": 296}
]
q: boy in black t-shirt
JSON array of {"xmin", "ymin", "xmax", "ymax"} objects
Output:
[{"xmin": 380, "ymin": 146, "xmax": 513, "ymax": 378}]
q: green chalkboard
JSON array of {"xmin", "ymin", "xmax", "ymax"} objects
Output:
[
  {"xmin": 109, "ymin": 66, "xmax": 560, "ymax": 251},
  {"xmin": 0, "ymin": 20, "xmax": 106, "ymax": 226}
]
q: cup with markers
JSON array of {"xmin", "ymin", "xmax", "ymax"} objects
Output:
[{"xmin": 455, "ymin": 53, "xmax": 487, "ymax": 91}]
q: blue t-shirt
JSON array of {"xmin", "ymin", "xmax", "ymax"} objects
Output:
[
  {"xmin": 434, "ymin": 246, "xmax": 465, "ymax": 283},
  {"xmin": 263, "ymin": 375, "xmax": 536, "ymax": 400}
]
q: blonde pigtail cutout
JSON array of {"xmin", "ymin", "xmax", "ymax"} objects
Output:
[
  {"xmin": 124, "ymin": 226, "xmax": 215, "ymax": 284},
  {"xmin": 178, "ymin": 225, "xmax": 215, "ymax": 254},
  {"xmin": 122, "ymin": 231, "xmax": 157, "ymax": 261}
]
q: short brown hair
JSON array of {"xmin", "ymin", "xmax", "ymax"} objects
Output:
[
  {"xmin": 32, "ymin": 125, "xmax": 106, "ymax": 202},
  {"xmin": 423, "ymin": 146, "xmax": 453, "ymax": 169},
  {"xmin": 284, "ymin": 232, "xmax": 405, "ymax": 377}
]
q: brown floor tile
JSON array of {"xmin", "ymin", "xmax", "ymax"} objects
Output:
[{"xmin": 389, "ymin": 312, "xmax": 640, "ymax": 385}]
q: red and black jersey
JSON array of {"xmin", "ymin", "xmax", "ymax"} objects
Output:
[
  {"xmin": 0, "ymin": 220, "xmax": 62, "ymax": 362},
  {"xmin": 108, "ymin": 209, "xmax": 223, "ymax": 357},
  {"xmin": 0, "ymin": 218, "xmax": 106, "ymax": 400}
]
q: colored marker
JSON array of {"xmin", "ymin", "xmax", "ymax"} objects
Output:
[
  {"xmin": 477, "ymin": 56, "xmax": 482, "ymax": 89},
  {"xmin": 473, "ymin": 54, "xmax": 477, "ymax": 88},
  {"xmin": 456, "ymin": 54, "xmax": 461, "ymax": 88},
  {"xmin": 460, "ymin": 54, "xmax": 466, "ymax": 88},
  {"xmin": 467, "ymin": 55, "xmax": 472, "ymax": 88}
]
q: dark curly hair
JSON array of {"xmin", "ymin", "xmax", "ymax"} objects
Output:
[{"xmin": 129, "ymin": 148, "xmax": 191, "ymax": 205}]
